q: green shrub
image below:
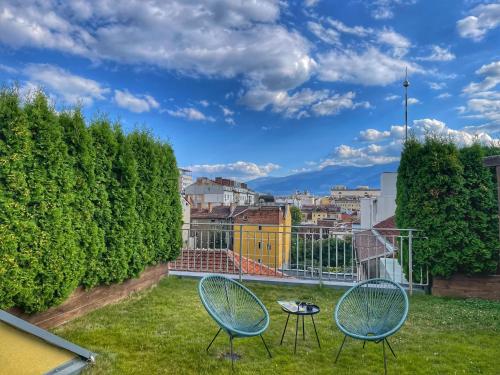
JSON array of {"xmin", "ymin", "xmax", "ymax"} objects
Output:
[
  {"xmin": 0, "ymin": 88, "xmax": 181, "ymax": 312},
  {"xmin": 396, "ymin": 136, "xmax": 499, "ymax": 278}
]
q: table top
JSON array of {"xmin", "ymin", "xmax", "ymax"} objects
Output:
[{"xmin": 277, "ymin": 301, "xmax": 320, "ymax": 315}]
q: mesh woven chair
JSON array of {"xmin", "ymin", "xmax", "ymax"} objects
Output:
[
  {"xmin": 198, "ymin": 275, "xmax": 272, "ymax": 369},
  {"xmin": 334, "ymin": 278, "xmax": 409, "ymax": 374}
]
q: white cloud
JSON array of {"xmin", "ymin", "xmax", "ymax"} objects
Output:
[
  {"xmin": 437, "ymin": 92, "xmax": 452, "ymax": 99},
  {"xmin": 417, "ymin": 45, "xmax": 455, "ymax": 61},
  {"xmin": 405, "ymin": 97, "xmax": 420, "ymax": 105},
  {"xmin": 241, "ymin": 87, "xmax": 369, "ymax": 118},
  {"xmin": 167, "ymin": 107, "xmax": 215, "ymax": 122},
  {"xmin": 304, "ymin": 0, "xmax": 320, "ymax": 7},
  {"xmin": 199, "ymin": 100, "xmax": 209, "ymax": 107},
  {"xmin": 321, "ymin": 117, "xmax": 498, "ymax": 167},
  {"xmin": 463, "ymin": 60, "xmax": 500, "ymax": 94},
  {"xmin": 317, "ymin": 47, "xmax": 422, "ymax": 86},
  {"xmin": 376, "ymin": 28, "xmax": 411, "ymax": 57},
  {"xmin": 428, "ymin": 82, "xmax": 446, "ymax": 90},
  {"xmin": 0, "ymin": 1, "xmax": 315, "ymax": 103},
  {"xmin": 457, "ymin": 3, "xmax": 500, "ymax": 41},
  {"xmin": 23, "ymin": 63, "xmax": 108, "ymax": 106},
  {"xmin": 307, "ymin": 21, "xmax": 340, "ymax": 45},
  {"xmin": 225, "ymin": 117, "xmax": 236, "ymax": 125},
  {"xmin": 462, "ymin": 60, "xmax": 500, "ymax": 123},
  {"xmin": 327, "ymin": 19, "xmax": 372, "ymax": 37},
  {"xmin": 114, "ymin": 89, "xmax": 159, "ymax": 113},
  {"xmin": 358, "ymin": 129, "xmax": 391, "ymax": 142},
  {"xmin": 369, "ymin": 0, "xmax": 417, "ymax": 20},
  {"xmin": 220, "ymin": 105, "xmax": 234, "ymax": 117},
  {"xmin": 0, "ymin": 63, "xmax": 18, "ymax": 74},
  {"xmin": 186, "ymin": 161, "xmax": 280, "ymax": 180},
  {"xmin": 385, "ymin": 94, "xmax": 400, "ymax": 101}
]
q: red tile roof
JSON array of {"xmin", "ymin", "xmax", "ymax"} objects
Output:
[{"xmin": 169, "ymin": 249, "xmax": 285, "ymax": 277}]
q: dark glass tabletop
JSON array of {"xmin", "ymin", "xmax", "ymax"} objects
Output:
[{"xmin": 277, "ymin": 301, "xmax": 320, "ymax": 315}]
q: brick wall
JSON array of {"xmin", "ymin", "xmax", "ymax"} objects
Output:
[{"xmin": 432, "ymin": 274, "xmax": 500, "ymax": 300}]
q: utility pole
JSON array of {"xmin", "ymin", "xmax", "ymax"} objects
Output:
[{"xmin": 403, "ymin": 67, "xmax": 410, "ymax": 142}]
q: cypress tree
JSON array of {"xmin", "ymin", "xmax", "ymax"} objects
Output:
[
  {"xmin": 59, "ymin": 110, "xmax": 106, "ymax": 287},
  {"xmin": 89, "ymin": 120, "xmax": 118, "ymax": 283},
  {"xmin": 21, "ymin": 92, "xmax": 82, "ymax": 311},
  {"xmin": 129, "ymin": 131, "xmax": 159, "ymax": 269},
  {"xmin": 0, "ymin": 88, "xmax": 35, "ymax": 309},
  {"xmin": 397, "ymin": 136, "xmax": 468, "ymax": 278},
  {"xmin": 459, "ymin": 144, "xmax": 499, "ymax": 274}
]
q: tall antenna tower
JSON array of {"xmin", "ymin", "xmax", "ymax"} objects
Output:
[{"xmin": 403, "ymin": 67, "xmax": 410, "ymax": 142}]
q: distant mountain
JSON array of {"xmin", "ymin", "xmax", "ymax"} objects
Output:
[{"xmin": 247, "ymin": 162, "xmax": 399, "ymax": 195}]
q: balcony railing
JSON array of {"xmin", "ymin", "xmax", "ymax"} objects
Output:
[{"xmin": 170, "ymin": 223, "xmax": 428, "ymax": 294}]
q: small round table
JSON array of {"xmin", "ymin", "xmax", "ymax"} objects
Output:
[{"xmin": 278, "ymin": 301, "xmax": 321, "ymax": 353}]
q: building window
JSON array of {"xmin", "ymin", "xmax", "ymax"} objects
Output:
[{"xmin": 258, "ymin": 225, "xmax": 262, "ymax": 230}]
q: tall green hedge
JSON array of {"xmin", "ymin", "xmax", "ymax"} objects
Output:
[
  {"xmin": 396, "ymin": 136, "xmax": 499, "ymax": 278},
  {"xmin": 0, "ymin": 88, "xmax": 181, "ymax": 312}
]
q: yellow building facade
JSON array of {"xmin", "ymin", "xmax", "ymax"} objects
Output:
[{"xmin": 232, "ymin": 206, "xmax": 291, "ymax": 269}]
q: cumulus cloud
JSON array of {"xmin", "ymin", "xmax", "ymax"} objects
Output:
[
  {"xmin": 114, "ymin": 89, "xmax": 159, "ymax": 113},
  {"xmin": 327, "ymin": 19, "xmax": 372, "ymax": 37},
  {"xmin": 405, "ymin": 97, "xmax": 420, "ymax": 105},
  {"xmin": 457, "ymin": 3, "xmax": 500, "ymax": 41},
  {"xmin": 437, "ymin": 92, "xmax": 452, "ymax": 99},
  {"xmin": 186, "ymin": 161, "xmax": 280, "ymax": 180},
  {"xmin": 428, "ymin": 82, "xmax": 446, "ymax": 90},
  {"xmin": 320, "ymin": 118, "xmax": 498, "ymax": 167},
  {"xmin": 317, "ymin": 47, "xmax": 422, "ymax": 86},
  {"xmin": 167, "ymin": 107, "xmax": 215, "ymax": 122},
  {"xmin": 307, "ymin": 21, "xmax": 340, "ymax": 45},
  {"xmin": 358, "ymin": 129, "xmax": 391, "ymax": 142},
  {"xmin": 463, "ymin": 60, "xmax": 500, "ymax": 94},
  {"xmin": 417, "ymin": 45, "xmax": 455, "ymax": 61},
  {"xmin": 376, "ymin": 28, "xmax": 411, "ymax": 57},
  {"xmin": 241, "ymin": 87, "xmax": 369, "ymax": 118},
  {"xmin": 462, "ymin": 60, "xmax": 500, "ymax": 124},
  {"xmin": 23, "ymin": 63, "xmax": 108, "ymax": 106},
  {"xmin": 0, "ymin": 1, "xmax": 315, "ymax": 103},
  {"xmin": 368, "ymin": 0, "xmax": 418, "ymax": 20},
  {"xmin": 220, "ymin": 105, "xmax": 235, "ymax": 125},
  {"xmin": 385, "ymin": 94, "xmax": 400, "ymax": 101}
]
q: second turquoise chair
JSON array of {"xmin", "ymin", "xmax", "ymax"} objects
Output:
[{"xmin": 198, "ymin": 275, "xmax": 272, "ymax": 370}]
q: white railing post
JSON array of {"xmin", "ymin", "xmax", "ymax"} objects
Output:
[
  {"xmin": 239, "ymin": 225, "xmax": 243, "ymax": 282},
  {"xmin": 319, "ymin": 228, "xmax": 323, "ymax": 282},
  {"xmin": 408, "ymin": 230, "xmax": 413, "ymax": 296}
]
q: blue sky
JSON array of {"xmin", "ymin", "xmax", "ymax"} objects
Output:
[{"xmin": 0, "ymin": 0, "xmax": 499, "ymax": 181}]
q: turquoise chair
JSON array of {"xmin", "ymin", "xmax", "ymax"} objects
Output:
[
  {"xmin": 334, "ymin": 278, "xmax": 409, "ymax": 374},
  {"xmin": 198, "ymin": 275, "xmax": 272, "ymax": 369}
]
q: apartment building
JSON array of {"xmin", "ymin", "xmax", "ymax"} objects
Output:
[
  {"xmin": 232, "ymin": 205, "xmax": 291, "ymax": 270},
  {"xmin": 185, "ymin": 177, "xmax": 257, "ymax": 208},
  {"xmin": 330, "ymin": 185, "xmax": 380, "ymax": 199}
]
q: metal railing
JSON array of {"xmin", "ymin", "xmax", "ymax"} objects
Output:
[{"xmin": 171, "ymin": 223, "xmax": 428, "ymax": 293}]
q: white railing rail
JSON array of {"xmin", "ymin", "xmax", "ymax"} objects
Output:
[{"xmin": 171, "ymin": 223, "xmax": 428, "ymax": 294}]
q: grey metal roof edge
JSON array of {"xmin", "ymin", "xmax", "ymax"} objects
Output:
[
  {"xmin": 43, "ymin": 358, "xmax": 89, "ymax": 375},
  {"xmin": 0, "ymin": 309, "xmax": 95, "ymax": 360}
]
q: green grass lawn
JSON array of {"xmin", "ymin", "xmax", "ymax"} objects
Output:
[{"xmin": 54, "ymin": 276, "xmax": 500, "ymax": 374}]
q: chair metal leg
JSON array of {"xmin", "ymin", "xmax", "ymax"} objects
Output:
[
  {"xmin": 206, "ymin": 328, "xmax": 222, "ymax": 352},
  {"xmin": 280, "ymin": 313, "xmax": 290, "ymax": 345},
  {"xmin": 311, "ymin": 315, "xmax": 321, "ymax": 348},
  {"xmin": 334, "ymin": 335, "xmax": 347, "ymax": 364},
  {"xmin": 302, "ymin": 315, "xmax": 305, "ymax": 340},
  {"xmin": 260, "ymin": 335, "xmax": 272, "ymax": 358},
  {"xmin": 294, "ymin": 314, "xmax": 299, "ymax": 354},
  {"xmin": 230, "ymin": 335, "xmax": 234, "ymax": 372},
  {"xmin": 385, "ymin": 338, "xmax": 397, "ymax": 359},
  {"xmin": 382, "ymin": 339, "xmax": 387, "ymax": 375}
]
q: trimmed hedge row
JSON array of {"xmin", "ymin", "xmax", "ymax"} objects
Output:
[
  {"xmin": 0, "ymin": 88, "xmax": 182, "ymax": 312},
  {"xmin": 396, "ymin": 136, "xmax": 499, "ymax": 278}
]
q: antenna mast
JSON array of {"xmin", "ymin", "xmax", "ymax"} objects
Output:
[{"xmin": 403, "ymin": 67, "xmax": 410, "ymax": 142}]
